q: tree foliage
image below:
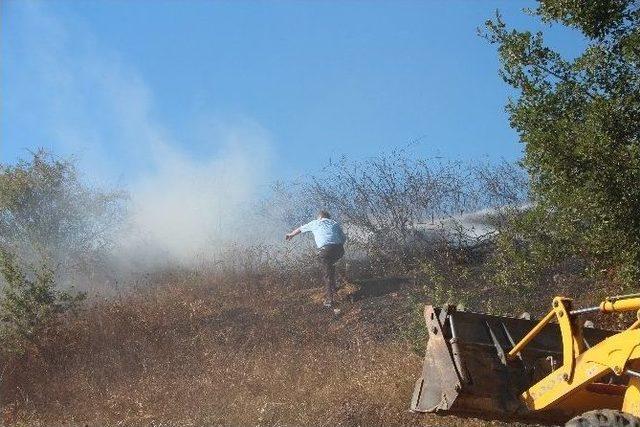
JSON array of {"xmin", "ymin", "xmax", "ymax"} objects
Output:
[
  {"xmin": 485, "ymin": 0, "xmax": 640, "ymax": 289},
  {"xmin": 0, "ymin": 150, "xmax": 126, "ymax": 273},
  {"xmin": 0, "ymin": 151, "xmax": 122, "ymax": 352}
]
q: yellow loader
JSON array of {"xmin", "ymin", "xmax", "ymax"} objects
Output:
[{"xmin": 411, "ymin": 294, "xmax": 640, "ymax": 426}]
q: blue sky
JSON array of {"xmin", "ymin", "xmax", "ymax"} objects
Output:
[{"xmin": 2, "ymin": 0, "xmax": 585, "ymax": 186}]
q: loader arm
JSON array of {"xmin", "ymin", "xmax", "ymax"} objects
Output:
[
  {"xmin": 516, "ymin": 296, "xmax": 640, "ymax": 417},
  {"xmin": 522, "ymin": 328, "xmax": 640, "ymax": 415}
]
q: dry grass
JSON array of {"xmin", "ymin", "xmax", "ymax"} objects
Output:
[{"xmin": 1, "ymin": 272, "xmax": 531, "ymax": 427}]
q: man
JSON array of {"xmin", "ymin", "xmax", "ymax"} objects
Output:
[{"xmin": 286, "ymin": 210, "xmax": 346, "ymax": 312}]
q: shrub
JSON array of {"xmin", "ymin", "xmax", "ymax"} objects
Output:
[{"xmin": 0, "ymin": 248, "xmax": 85, "ymax": 354}]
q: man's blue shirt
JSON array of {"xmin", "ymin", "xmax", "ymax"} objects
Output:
[{"xmin": 299, "ymin": 218, "xmax": 346, "ymax": 248}]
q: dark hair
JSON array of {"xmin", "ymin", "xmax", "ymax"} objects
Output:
[{"xmin": 318, "ymin": 210, "xmax": 331, "ymax": 219}]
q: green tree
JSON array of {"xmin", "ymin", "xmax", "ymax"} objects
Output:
[
  {"xmin": 485, "ymin": 1, "xmax": 640, "ymax": 290},
  {"xmin": 0, "ymin": 151, "xmax": 122, "ymax": 352},
  {"xmin": 0, "ymin": 150, "xmax": 126, "ymax": 273}
]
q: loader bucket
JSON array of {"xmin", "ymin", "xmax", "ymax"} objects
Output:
[{"xmin": 410, "ymin": 305, "xmax": 616, "ymax": 422}]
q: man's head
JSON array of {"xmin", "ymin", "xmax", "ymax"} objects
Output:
[{"xmin": 318, "ymin": 210, "xmax": 331, "ymax": 220}]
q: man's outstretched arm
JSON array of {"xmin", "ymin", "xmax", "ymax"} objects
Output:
[{"xmin": 285, "ymin": 228, "xmax": 301, "ymax": 241}]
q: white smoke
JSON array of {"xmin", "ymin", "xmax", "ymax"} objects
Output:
[
  {"xmin": 6, "ymin": 3, "xmax": 279, "ymax": 275},
  {"xmin": 118, "ymin": 126, "xmax": 273, "ymax": 267}
]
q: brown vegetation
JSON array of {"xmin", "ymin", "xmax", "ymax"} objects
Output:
[{"xmin": 0, "ymin": 268, "xmax": 536, "ymax": 427}]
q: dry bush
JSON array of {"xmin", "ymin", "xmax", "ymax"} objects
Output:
[{"xmin": 270, "ymin": 150, "xmax": 529, "ymax": 277}]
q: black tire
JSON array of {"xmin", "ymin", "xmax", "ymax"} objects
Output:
[{"xmin": 565, "ymin": 410, "xmax": 640, "ymax": 427}]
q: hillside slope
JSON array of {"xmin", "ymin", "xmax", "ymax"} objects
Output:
[{"xmin": 1, "ymin": 273, "xmax": 535, "ymax": 426}]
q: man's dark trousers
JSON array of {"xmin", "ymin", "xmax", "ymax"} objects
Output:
[{"xmin": 318, "ymin": 243, "xmax": 344, "ymax": 304}]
